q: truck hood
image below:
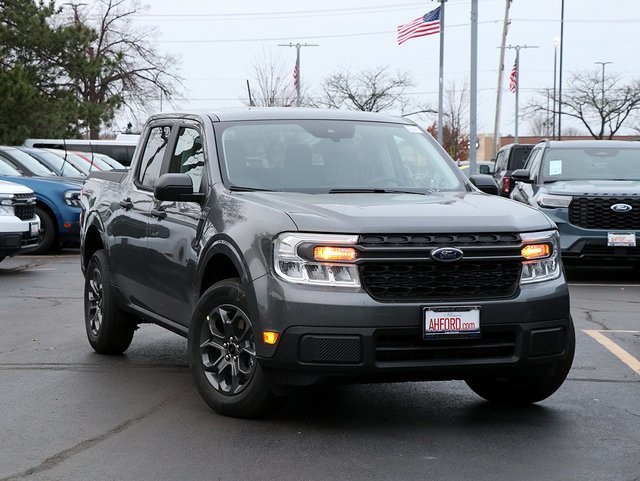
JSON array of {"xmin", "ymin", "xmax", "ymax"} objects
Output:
[
  {"xmin": 0, "ymin": 179, "xmax": 33, "ymax": 195},
  {"xmin": 546, "ymin": 179, "xmax": 640, "ymax": 196},
  {"xmin": 241, "ymin": 191, "xmax": 554, "ymax": 233}
]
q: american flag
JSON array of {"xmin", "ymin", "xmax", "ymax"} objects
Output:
[
  {"xmin": 397, "ymin": 7, "xmax": 441, "ymax": 45},
  {"xmin": 509, "ymin": 61, "xmax": 517, "ymax": 93},
  {"xmin": 293, "ymin": 64, "xmax": 298, "ymax": 89}
]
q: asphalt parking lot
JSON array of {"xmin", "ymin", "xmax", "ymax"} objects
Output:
[{"xmin": 0, "ymin": 252, "xmax": 639, "ymax": 481}]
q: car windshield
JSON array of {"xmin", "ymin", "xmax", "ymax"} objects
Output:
[
  {"xmin": 4, "ymin": 148, "xmax": 57, "ymax": 176},
  {"xmin": 22, "ymin": 148, "xmax": 85, "ymax": 177},
  {"xmin": 0, "ymin": 159, "xmax": 22, "ymax": 176},
  {"xmin": 216, "ymin": 120, "xmax": 465, "ymax": 193},
  {"xmin": 541, "ymin": 146, "xmax": 640, "ymax": 182},
  {"xmin": 73, "ymin": 151, "xmax": 116, "ymax": 170}
]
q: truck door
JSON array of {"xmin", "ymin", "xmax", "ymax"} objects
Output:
[
  {"xmin": 108, "ymin": 125, "xmax": 172, "ymax": 311},
  {"xmin": 145, "ymin": 124, "xmax": 207, "ymax": 326}
]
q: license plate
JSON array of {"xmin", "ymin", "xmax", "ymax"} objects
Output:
[
  {"xmin": 607, "ymin": 232, "xmax": 636, "ymax": 247},
  {"xmin": 30, "ymin": 222, "xmax": 39, "ymax": 236},
  {"xmin": 423, "ymin": 306, "xmax": 480, "ymax": 339}
]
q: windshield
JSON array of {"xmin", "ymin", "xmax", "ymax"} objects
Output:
[
  {"xmin": 541, "ymin": 146, "xmax": 640, "ymax": 182},
  {"xmin": 72, "ymin": 151, "xmax": 117, "ymax": 170},
  {"xmin": 216, "ymin": 120, "xmax": 465, "ymax": 192},
  {"xmin": 0, "ymin": 159, "xmax": 22, "ymax": 176},
  {"xmin": 22, "ymin": 148, "xmax": 85, "ymax": 177},
  {"xmin": 4, "ymin": 148, "xmax": 56, "ymax": 176}
]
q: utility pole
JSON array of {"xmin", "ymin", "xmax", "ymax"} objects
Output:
[
  {"xmin": 278, "ymin": 43, "xmax": 319, "ymax": 107},
  {"xmin": 492, "ymin": 0, "xmax": 512, "ymax": 159},
  {"xmin": 558, "ymin": 0, "xmax": 565, "ymax": 140},
  {"xmin": 553, "ymin": 37, "xmax": 559, "ymax": 139},
  {"xmin": 434, "ymin": 0, "xmax": 447, "ymax": 146},
  {"xmin": 594, "ymin": 61, "xmax": 612, "ymax": 107},
  {"xmin": 469, "ymin": 0, "xmax": 478, "ymax": 174},
  {"xmin": 505, "ymin": 44, "xmax": 538, "ymax": 143}
]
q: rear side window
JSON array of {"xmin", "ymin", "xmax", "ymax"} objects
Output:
[
  {"xmin": 509, "ymin": 147, "xmax": 533, "ymax": 170},
  {"xmin": 138, "ymin": 126, "xmax": 171, "ymax": 188}
]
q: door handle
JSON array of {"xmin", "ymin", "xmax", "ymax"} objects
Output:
[
  {"xmin": 119, "ymin": 199, "xmax": 133, "ymax": 209},
  {"xmin": 150, "ymin": 208, "xmax": 167, "ymax": 220}
]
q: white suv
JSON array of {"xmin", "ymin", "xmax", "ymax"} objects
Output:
[{"xmin": 0, "ymin": 180, "xmax": 40, "ymax": 263}]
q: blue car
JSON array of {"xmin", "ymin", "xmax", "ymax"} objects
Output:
[{"xmin": 0, "ymin": 158, "xmax": 82, "ymax": 254}]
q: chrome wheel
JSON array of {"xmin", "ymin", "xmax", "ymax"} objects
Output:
[
  {"xmin": 87, "ymin": 267, "xmax": 104, "ymax": 336},
  {"xmin": 200, "ymin": 304, "xmax": 256, "ymax": 395}
]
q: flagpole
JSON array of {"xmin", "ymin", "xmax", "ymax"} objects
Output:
[
  {"xmin": 506, "ymin": 44, "xmax": 538, "ymax": 143},
  {"xmin": 435, "ymin": 0, "xmax": 447, "ymax": 146},
  {"xmin": 278, "ymin": 42, "xmax": 319, "ymax": 107}
]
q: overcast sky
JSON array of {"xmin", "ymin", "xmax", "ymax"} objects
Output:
[{"xmin": 79, "ymin": 0, "xmax": 640, "ymax": 136}]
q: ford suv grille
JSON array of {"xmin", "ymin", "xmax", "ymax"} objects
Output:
[
  {"xmin": 358, "ymin": 233, "xmax": 522, "ymax": 302},
  {"xmin": 12, "ymin": 193, "xmax": 36, "ymax": 221},
  {"xmin": 569, "ymin": 196, "xmax": 640, "ymax": 230}
]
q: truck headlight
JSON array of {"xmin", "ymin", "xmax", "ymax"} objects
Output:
[
  {"xmin": 274, "ymin": 233, "xmax": 361, "ymax": 287},
  {"xmin": 64, "ymin": 190, "xmax": 82, "ymax": 207},
  {"xmin": 520, "ymin": 230, "xmax": 561, "ymax": 284},
  {"xmin": 537, "ymin": 193, "xmax": 572, "ymax": 208},
  {"xmin": 0, "ymin": 195, "xmax": 15, "ymax": 216}
]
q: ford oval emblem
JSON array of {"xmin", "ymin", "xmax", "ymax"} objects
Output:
[
  {"xmin": 431, "ymin": 247, "xmax": 464, "ymax": 262},
  {"xmin": 611, "ymin": 203, "xmax": 633, "ymax": 213}
]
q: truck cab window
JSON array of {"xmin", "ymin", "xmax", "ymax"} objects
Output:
[
  {"xmin": 170, "ymin": 127, "xmax": 204, "ymax": 193},
  {"xmin": 138, "ymin": 126, "xmax": 171, "ymax": 188}
]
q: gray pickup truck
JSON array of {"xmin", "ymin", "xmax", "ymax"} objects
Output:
[{"xmin": 80, "ymin": 108, "xmax": 574, "ymax": 418}]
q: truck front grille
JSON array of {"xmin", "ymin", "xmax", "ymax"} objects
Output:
[
  {"xmin": 12, "ymin": 193, "xmax": 36, "ymax": 221},
  {"xmin": 357, "ymin": 233, "xmax": 522, "ymax": 302},
  {"xmin": 569, "ymin": 196, "xmax": 640, "ymax": 230}
]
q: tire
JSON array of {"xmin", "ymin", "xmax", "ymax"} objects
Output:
[
  {"xmin": 23, "ymin": 207, "xmax": 57, "ymax": 255},
  {"xmin": 84, "ymin": 250, "xmax": 135, "ymax": 354},
  {"xmin": 466, "ymin": 321, "xmax": 575, "ymax": 405},
  {"xmin": 188, "ymin": 279, "xmax": 281, "ymax": 418}
]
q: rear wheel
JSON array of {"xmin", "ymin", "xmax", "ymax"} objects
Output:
[
  {"xmin": 466, "ymin": 322, "xmax": 575, "ymax": 405},
  {"xmin": 189, "ymin": 279, "xmax": 281, "ymax": 418},
  {"xmin": 84, "ymin": 250, "xmax": 135, "ymax": 354}
]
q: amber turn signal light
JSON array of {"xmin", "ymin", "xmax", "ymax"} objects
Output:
[
  {"xmin": 521, "ymin": 243, "xmax": 551, "ymax": 260},
  {"xmin": 313, "ymin": 246, "xmax": 357, "ymax": 262},
  {"xmin": 263, "ymin": 331, "xmax": 279, "ymax": 345}
]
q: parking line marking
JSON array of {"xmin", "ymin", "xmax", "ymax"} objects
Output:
[{"xmin": 583, "ymin": 330, "xmax": 640, "ymax": 376}]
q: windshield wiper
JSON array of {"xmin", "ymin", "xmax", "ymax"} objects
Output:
[
  {"xmin": 229, "ymin": 185, "xmax": 274, "ymax": 192},
  {"xmin": 328, "ymin": 188, "xmax": 430, "ymax": 195}
]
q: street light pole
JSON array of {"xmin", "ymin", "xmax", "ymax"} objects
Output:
[
  {"xmin": 558, "ymin": 0, "xmax": 565, "ymax": 140},
  {"xmin": 433, "ymin": 0, "xmax": 447, "ymax": 146},
  {"xmin": 594, "ymin": 61, "xmax": 612, "ymax": 107},
  {"xmin": 278, "ymin": 43, "xmax": 319, "ymax": 107}
]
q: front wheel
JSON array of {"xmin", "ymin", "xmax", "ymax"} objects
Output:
[
  {"xmin": 23, "ymin": 207, "xmax": 57, "ymax": 255},
  {"xmin": 84, "ymin": 250, "xmax": 135, "ymax": 354},
  {"xmin": 188, "ymin": 279, "xmax": 281, "ymax": 418},
  {"xmin": 466, "ymin": 322, "xmax": 575, "ymax": 405}
]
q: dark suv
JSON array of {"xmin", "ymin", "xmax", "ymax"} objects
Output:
[
  {"xmin": 494, "ymin": 143, "xmax": 534, "ymax": 196},
  {"xmin": 510, "ymin": 139, "xmax": 640, "ymax": 263}
]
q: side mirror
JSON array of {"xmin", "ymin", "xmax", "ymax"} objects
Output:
[
  {"xmin": 154, "ymin": 173, "xmax": 205, "ymax": 203},
  {"xmin": 510, "ymin": 169, "xmax": 533, "ymax": 184},
  {"xmin": 479, "ymin": 164, "xmax": 491, "ymax": 175},
  {"xmin": 469, "ymin": 174, "xmax": 500, "ymax": 195}
]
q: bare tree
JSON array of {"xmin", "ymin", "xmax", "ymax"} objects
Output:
[
  {"xmin": 317, "ymin": 66, "xmax": 413, "ymax": 112},
  {"xmin": 425, "ymin": 79, "xmax": 470, "ymax": 160},
  {"xmin": 248, "ymin": 48, "xmax": 299, "ymax": 107},
  {"xmin": 526, "ymin": 70, "xmax": 640, "ymax": 139},
  {"xmin": 62, "ymin": 0, "xmax": 182, "ymax": 138}
]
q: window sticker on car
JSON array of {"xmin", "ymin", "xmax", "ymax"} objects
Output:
[
  {"xmin": 404, "ymin": 125, "xmax": 423, "ymax": 134},
  {"xmin": 549, "ymin": 160, "xmax": 563, "ymax": 176}
]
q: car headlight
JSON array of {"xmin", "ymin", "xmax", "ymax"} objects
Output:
[
  {"xmin": 520, "ymin": 230, "xmax": 561, "ymax": 284},
  {"xmin": 0, "ymin": 195, "xmax": 15, "ymax": 216},
  {"xmin": 274, "ymin": 233, "xmax": 361, "ymax": 287},
  {"xmin": 537, "ymin": 193, "xmax": 572, "ymax": 208},
  {"xmin": 64, "ymin": 190, "xmax": 82, "ymax": 207}
]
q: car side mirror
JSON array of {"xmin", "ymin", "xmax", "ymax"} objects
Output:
[
  {"xmin": 510, "ymin": 169, "xmax": 533, "ymax": 184},
  {"xmin": 479, "ymin": 164, "xmax": 491, "ymax": 175},
  {"xmin": 154, "ymin": 173, "xmax": 205, "ymax": 203},
  {"xmin": 469, "ymin": 174, "xmax": 500, "ymax": 195}
]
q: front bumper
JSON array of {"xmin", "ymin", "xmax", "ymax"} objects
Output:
[{"xmin": 253, "ymin": 273, "xmax": 572, "ymax": 387}]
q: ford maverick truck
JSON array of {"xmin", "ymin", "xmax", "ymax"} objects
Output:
[
  {"xmin": 80, "ymin": 108, "xmax": 574, "ymax": 418},
  {"xmin": 0, "ymin": 179, "xmax": 39, "ymax": 263}
]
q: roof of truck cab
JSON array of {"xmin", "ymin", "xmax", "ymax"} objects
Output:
[{"xmin": 148, "ymin": 107, "xmax": 414, "ymax": 124}]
